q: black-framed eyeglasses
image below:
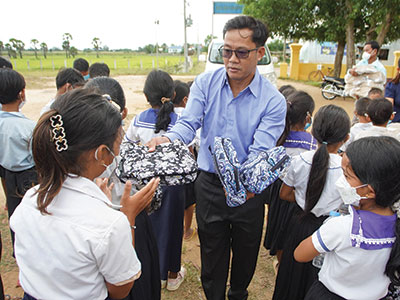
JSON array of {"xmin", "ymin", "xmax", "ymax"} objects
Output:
[{"xmin": 218, "ymin": 46, "xmax": 259, "ymax": 59}]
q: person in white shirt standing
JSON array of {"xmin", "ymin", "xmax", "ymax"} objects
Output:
[
  {"xmin": 349, "ymin": 40, "xmax": 387, "ymax": 80},
  {"xmin": 10, "ymin": 88, "xmax": 159, "ymax": 300}
]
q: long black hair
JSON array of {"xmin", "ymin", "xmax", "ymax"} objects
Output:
[
  {"xmin": 33, "ymin": 88, "xmax": 121, "ymax": 214},
  {"xmin": 346, "ymin": 136, "xmax": 400, "ymax": 284},
  {"xmin": 85, "ymin": 77, "xmax": 126, "ymax": 112},
  {"xmin": 304, "ymin": 105, "xmax": 350, "ymax": 214},
  {"xmin": 277, "ymin": 91, "xmax": 315, "ymax": 146},
  {"xmin": 143, "ymin": 70, "xmax": 175, "ymax": 133}
]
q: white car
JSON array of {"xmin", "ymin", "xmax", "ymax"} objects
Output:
[{"xmin": 205, "ymin": 40, "xmax": 277, "ymax": 86}]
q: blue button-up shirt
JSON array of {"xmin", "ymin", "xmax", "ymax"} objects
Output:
[
  {"xmin": 165, "ymin": 67, "xmax": 286, "ymax": 173},
  {"xmin": 0, "ymin": 111, "xmax": 35, "ymax": 171}
]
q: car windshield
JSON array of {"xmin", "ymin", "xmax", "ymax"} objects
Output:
[{"xmin": 208, "ymin": 42, "xmax": 271, "ymax": 65}]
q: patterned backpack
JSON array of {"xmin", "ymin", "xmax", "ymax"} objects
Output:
[
  {"xmin": 212, "ymin": 137, "xmax": 291, "ymax": 207},
  {"xmin": 240, "ymin": 147, "xmax": 291, "ymax": 194}
]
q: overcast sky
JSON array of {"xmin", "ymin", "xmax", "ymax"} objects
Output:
[{"xmin": 1, "ymin": 0, "xmax": 238, "ymax": 50}]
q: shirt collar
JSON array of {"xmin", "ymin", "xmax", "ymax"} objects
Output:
[
  {"xmin": 0, "ymin": 110, "xmax": 26, "ymax": 118},
  {"xmin": 63, "ymin": 175, "xmax": 122, "ymax": 210},
  {"xmin": 221, "ymin": 68, "xmax": 260, "ymax": 98}
]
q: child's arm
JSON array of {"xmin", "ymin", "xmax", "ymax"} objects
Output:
[
  {"xmin": 294, "ymin": 236, "xmax": 320, "ymax": 262},
  {"xmin": 280, "ymin": 183, "xmax": 295, "ymax": 202}
]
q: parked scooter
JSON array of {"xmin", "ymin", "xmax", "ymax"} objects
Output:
[{"xmin": 321, "ymin": 76, "xmax": 346, "ymax": 100}]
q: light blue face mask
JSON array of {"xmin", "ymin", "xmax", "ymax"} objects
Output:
[
  {"xmin": 84, "ymin": 74, "xmax": 90, "ymax": 81},
  {"xmin": 304, "ymin": 116, "xmax": 312, "ymax": 131}
]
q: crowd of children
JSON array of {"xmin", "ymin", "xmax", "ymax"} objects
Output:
[{"xmin": 1, "ymin": 53, "xmax": 400, "ymax": 300}]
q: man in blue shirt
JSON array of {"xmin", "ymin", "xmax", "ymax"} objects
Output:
[{"xmin": 147, "ymin": 16, "xmax": 286, "ymax": 299}]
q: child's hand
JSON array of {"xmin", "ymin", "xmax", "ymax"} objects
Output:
[
  {"xmin": 95, "ymin": 178, "xmax": 114, "ymax": 201},
  {"xmin": 120, "ymin": 178, "xmax": 160, "ymax": 224}
]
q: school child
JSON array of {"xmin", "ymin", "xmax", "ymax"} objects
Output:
[
  {"xmin": 272, "ymin": 104, "xmax": 350, "ymax": 300},
  {"xmin": 125, "ymin": 70, "xmax": 186, "ymax": 291},
  {"xmin": 10, "ymin": 88, "xmax": 159, "ymax": 300},
  {"xmin": 86, "ymin": 77, "xmax": 162, "ymax": 300},
  {"xmin": 295, "ymin": 136, "xmax": 400, "ymax": 300},
  {"xmin": 355, "ymin": 97, "xmax": 398, "ymax": 140},
  {"xmin": 0, "ymin": 68, "xmax": 38, "ymax": 250},
  {"xmin": 340, "ymin": 97, "xmax": 372, "ymax": 152},
  {"xmin": 264, "ymin": 91, "xmax": 316, "ymax": 271},
  {"xmin": 173, "ymin": 80, "xmax": 198, "ymax": 241}
]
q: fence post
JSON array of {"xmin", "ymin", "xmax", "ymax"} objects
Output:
[
  {"xmin": 40, "ymin": 60, "xmax": 43, "ymax": 70},
  {"xmin": 114, "ymin": 60, "xmax": 117, "ymax": 70},
  {"xmin": 128, "ymin": 59, "xmax": 131, "ymax": 69},
  {"xmin": 289, "ymin": 43, "xmax": 302, "ymax": 80},
  {"xmin": 64, "ymin": 60, "xmax": 67, "ymax": 68},
  {"xmin": 52, "ymin": 60, "xmax": 55, "ymax": 70},
  {"xmin": 165, "ymin": 59, "xmax": 168, "ymax": 66},
  {"xmin": 27, "ymin": 60, "xmax": 30, "ymax": 70},
  {"xmin": 152, "ymin": 60, "xmax": 155, "ymax": 68},
  {"xmin": 140, "ymin": 60, "xmax": 143, "ymax": 69}
]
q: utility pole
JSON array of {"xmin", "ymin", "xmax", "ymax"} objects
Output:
[
  {"xmin": 183, "ymin": 0, "xmax": 188, "ymax": 72},
  {"xmin": 155, "ymin": 20, "xmax": 159, "ymax": 69}
]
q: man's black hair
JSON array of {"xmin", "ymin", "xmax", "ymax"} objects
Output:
[
  {"xmin": 56, "ymin": 68, "xmax": 85, "ymax": 90},
  {"xmin": 223, "ymin": 16, "xmax": 268, "ymax": 47},
  {"xmin": 365, "ymin": 40, "xmax": 380, "ymax": 52},
  {"xmin": 89, "ymin": 63, "xmax": 110, "ymax": 78},
  {"xmin": 355, "ymin": 97, "xmax": 372, "ymax": 116},
  {"xmin": 73, "ymin": 58, "xmax": 89, "ymax": 73},
  {"xmin": 0, "ymin": 57, "xmax": 13, "ymax": 69}
]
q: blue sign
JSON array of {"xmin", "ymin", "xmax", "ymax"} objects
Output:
[
  {"xmin": 213, "ymin": 2, "xmax": 244, "ymax": 14},
  {"xmin": 320, "ymin": 42, "xmax": 347, "ymax": 56}
]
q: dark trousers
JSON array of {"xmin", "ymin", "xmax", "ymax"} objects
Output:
[
  {"xmin": 3, "ymin": 167, "xmax": 37, "ymax": 250},
  {"xmin": 195, "ymin": 171, "xmax": 265, "ymax": 300},
  {"xmin": 305, "ymin": 280, "xmax": 346, "ymax": 300}
]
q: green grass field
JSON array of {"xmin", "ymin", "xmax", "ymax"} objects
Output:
[{"xmin": 6, "ymin": 51, "xmax": 204, "ymax": 76}]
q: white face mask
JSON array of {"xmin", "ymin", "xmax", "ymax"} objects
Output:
[
  {"xmin": 362, "ymin": 51, "xmax": 371, "ymax": 61},
  {"xmin": 335, "ymin": 175, "xmax": 368, "ymax": 206},
  {"xmin": 18, "ymin": 100, "xmax": 25, "ymax": 110},
  {"xmin": 95, "ymin": 146, "xmax": 117, "ymax": 178}
]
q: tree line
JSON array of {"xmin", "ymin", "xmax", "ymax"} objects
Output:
[
  {"xmin": 241, "ymin": 0, "xmax": 400, "ymax": 77},
  {"xmin": 0, "ymin": 34, "xmax": 104, "ymax": 59}
]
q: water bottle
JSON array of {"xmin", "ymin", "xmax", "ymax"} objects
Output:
[{"xmin": 312, "ymin": 253, "xmax": 325, "ymax": 268}]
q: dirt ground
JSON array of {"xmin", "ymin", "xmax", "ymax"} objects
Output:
[{"xmin": 0, "ymin": 74, "xmax": 356, "ymax": 299}]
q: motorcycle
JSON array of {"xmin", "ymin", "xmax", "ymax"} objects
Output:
[{"xmin": 321, "ymin": 76, "xmax": 346, "ymax": 100}]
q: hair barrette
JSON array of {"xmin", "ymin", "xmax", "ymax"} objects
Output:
[
  {"xmin": 161, "ymin": 97, "xmax": 171, "ymax": 104},
  {"xmin": 50, "ymin": 114, "xmax": 68, "ymax": 152}
]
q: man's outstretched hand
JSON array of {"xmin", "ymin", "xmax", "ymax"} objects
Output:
[{"xmin": 145, "ymin": 136, "xmax": 171, "ymax": 152}]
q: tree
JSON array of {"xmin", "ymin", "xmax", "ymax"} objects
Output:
[
  {"xmin": 92, "ymin": 37, "xmax": 101, "ymax": 58},
  {"xmin": 40, "ymin": 42, "xmax": 48, "ymax": 59},
  {"xmin": 203, "ymin": 34, "xmax": 217, "ymax": 52},
  {"xmin": 0, "ymin": 41, "xmax": 3, "ymax": 56},
  {"xmin": 31, "ymin": 39, "xmax": 39, "ymax": 59},
  {"xmin": 9, "ymin": 38, "xmax": 24, "ymax": 59},
  {"xmin": 69, "ymin": 46, "xmax": 78, "ymax": 58},
  {"xmin": 5, "ymin": 43, "xmax": 16, "ymax": 58},
  {"xmin": 62, "ymin": 33, "xmax": 73, "ymax": 58}
]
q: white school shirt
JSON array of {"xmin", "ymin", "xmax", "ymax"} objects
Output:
[
  {"xmin": 340, "ymin": 122, "xmax": 372, "ymax": 151},
  {"xmin": 312, "ymin": 213, "xmax": 393, "ymax": 300},
  {"xmin": 283, "ymin": 150, "xmax": 343, "ymax": 217},
  {"xmin": 40, "ymin": 98, "xmax": 55, "ymax": 116},
  {"xmin": 10, "ymin": 175, "xmax": 141, "ymax": 300},
  {"xmin": 354, "ymin": 125, "xmax": 400, "ymax": 141}
]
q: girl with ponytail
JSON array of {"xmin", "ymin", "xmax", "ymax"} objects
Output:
[
  {"xmin": 295, "ymin": 136, "xmax": 400, "ymax": 300},
  {"xmin": 264, "ymin": 90, "xmax": 316, "ymax": 270},
  {"xmin": 273, "ymin": 105, "xmax": 351, "ymax": 300},
  {"xmin": 9, "ymin": 88, "xmax": 159, "ymax": 300},
  {"xmin": 124, "ymin": 70, "xmax": 187, "ymax": 291}
]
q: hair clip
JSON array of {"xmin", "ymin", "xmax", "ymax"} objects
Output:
[
  {"xmin": 322, "ymin": 141, "xmax": 328, "ymax": 145},
  {"xmin": 287, "ymin": 101, "xmax": 292, "ymax": 106},
  {"xmin": 161, "ymin": 97, "xmax": 171, "ymax": 104},
  {"xmin": 50, "ymin": 114, "xmax": 68, "ymax": 152},
  {"xmin": 103, "ymin": 94, "xmax": 112, "ymax": 102}
]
